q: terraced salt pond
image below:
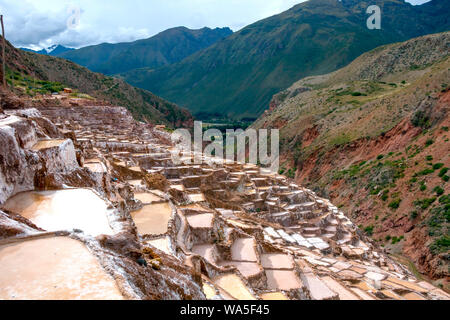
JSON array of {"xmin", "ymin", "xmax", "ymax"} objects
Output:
[
  {"xmin": 265, "ymin": 270, "xmax": 303, "ymax": 291},
  {"xmin": 192, "ymin": 244, "xmax": 217, "ymax": 264},
  {"xmin": 218, "ymin": 261, "xmax": 261, "ymax": 278},
  {"xmin": 131, "ymin": 202, "xmax": 172, "ymax": 236},
  {"xmin": 127, "ymin": 180, "xmax": 143, "ymax": 187},
  {"xmin": 261, "ymin": 253, "xmax": 294, "ymax": 269},
  {"xmin": 260, "ymin": 292, "xmax": 289, "ymax": 300},
  {"xmin": 301, "ymin": 273, "xmax": 337, "ymax": 300},
  {"xmin": 31, "ymin": 139, "xmax": 66, "ymax": 151},
  {"xmin": 145, "ymin": 236, "xmax": 173, "ymax": 255},
  {"xmin": 171, "ymin": 184, "xmax": 185, "ymax": 192},
  {"xmin": 134, "ymin": 192, "xmax": 164, "ymax": 204},
  {"xmin": 3, "ymin": 189, "xmax": 114, "ymax": 236},
  {"xmin": 84, "ymin": 161, "xmax": 106, "ymax": 173},
  {"xmin": 186, "ymin": 213, "xmax": 214, "ymax": 229},
  {"xmin": 0, "ymin": 237, "xmax": 123, "ymax": 300},
  {"xmin": 188, "ymin": 193, "xmax": 206, "ymax": 203},
  {"xmin": 180, "ymin": 204, "xmax": 210, "ymax": 211},
  {"xmin": 231, "ymin": 238, "xmax": 257, "ymax": 262},
  {"xmin": 214, "ymin": 274, "xmax": 256, "ymax": 300},
  {"xmin": 202, "ymin": 281, "xmax": 217, "ymax": 299}
]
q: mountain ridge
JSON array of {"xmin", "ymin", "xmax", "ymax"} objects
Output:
[
  {"xmin": 57, "ymin": 26, "xmax": 233, "ymax": 75},
  {"xmin": 20, "ymin": 44, "xmax": 74, "ymax": 56},
  {"xmin": 120, "ymin": 0, "xmax": 450, "ymax": 119}
]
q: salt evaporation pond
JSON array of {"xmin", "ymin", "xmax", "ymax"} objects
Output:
[
  {"xmin": 131, "ymin": 202, "xmax": 172, "ymax": 235},
  {"xmin": 145, "ymin": 236, "xmax": 173, "ymax": 255},
  {"xmin": 260, "ymin": 292, "xmax": 289, "ymax": 300},
  {"xmin": 31, "ymin": 139, "xmax": 66, "ymax": 151},
  {"xmin": 134, "ymin": 192, "xmax": 163, "ymax": 204},
  {"xmin": 3, "ymin": 189, "xmax": 114, "ymax": 236},
  {"xmin": 231, "ymin": 238, "xmax": 257, "ymax": 262},
  {"xmin": 0, "ymin": 237, "xmax": 124, "ymax": 300},
  {"xmin": 186, "ymin": 213, "xmax": 214, "ymax": 229},
  {"xmin": 214, "ymin": 274, "xmax": 256, "ymax": 300}
]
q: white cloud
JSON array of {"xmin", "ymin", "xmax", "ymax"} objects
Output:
[
  {"xmin": 0, "ymin": 0, "xmax": 306, "ymax": 48},
  {"xmin": 0, "ymin": 0, "xmax": 67, "ymax": 47},
  {"xmin": 408, "ymin": 0, "xmax": 432, "ymax": 4},
  {"xmin": 0, "ymin": 0, "xmax": 433, "ymax": 49}
]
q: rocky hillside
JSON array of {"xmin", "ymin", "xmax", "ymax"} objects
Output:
[
  {"xmin": 121, "ymin": 0, "xmax": 450, "ymax": 119},
  {"xmin": 58, "ymin": 27, "xmax": 233, "ymax": 75},
  {"xmin": 1, "ymin": 38, "xmax": 193, "ymax": 128},
  {"xmin": 253, "ymin": 32, "xmax": 449, "ymax": 289}
]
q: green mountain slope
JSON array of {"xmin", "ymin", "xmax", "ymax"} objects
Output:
[
  {"xmin": 120, "ymin": 0, "xmax": 450, "ymax": 119},
  {"xmin": 58, "ymin": 27, "xmax": 232, "ymax": 75},
  {"xmin": 3, "ymin": 39, "xmax": 193, "ymax": 128}
]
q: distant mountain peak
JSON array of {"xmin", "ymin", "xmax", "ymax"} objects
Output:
[
  {"xmin": 20, "ymin": 44, "xmax": 74, "ymax": 56},
  {"xmin": 45, "ymin": 44, "xmax": 58, "ymax": 53}
]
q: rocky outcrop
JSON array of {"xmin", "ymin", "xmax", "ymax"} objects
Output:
[
  {"xmin": 0, "ymin": 209, "xmax": 43, "ymax": 239},
  {"xmin": 143, "ymin": 173, "xmax": 169, "ymax": 191},
  {"xmin": 0, "ymin": 109, "xmax": 89, "ymax": 205},
  {"xmin": 0, "ymin": 116, "xmax": 39, "ymax": 205},
  {"xmin": 0, "ymin": 90, "xmax": 26, "ymax": 110}
]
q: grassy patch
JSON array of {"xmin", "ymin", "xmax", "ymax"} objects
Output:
[
  {"xmin": 420, "ymin": 182, "xmax": 427, "ymax": 191},
  {"xmin": 364, "ymin": 225, "xmax": 374, "ymax": 236},
  {"xmin": 388, "ymin": 199, "xmax": 401, "ymax": 210},
  {"xmin": 415, "ymin": 168, "xmax": 434, "ymax": 177},
  {"xmin": 438, "ymin": 168, "xmax": 448, "ymax": 177},
  {"xmin": 381, "ymin": 189, "xmax": 389, "ymax": 201},
  {"xmin": 410, "ymin": 211, "xmax": 419, "ymax": 220},
  {"xmin": 433, "ymin": 186, "xmax": 444, "ymax": 196},
  {"xmin": 439, "ymin": 195, "xmax": 450, "ymax": 205},
  {"xmin": 6, "ymin": 70, "xmax": 65, "ymax": 96},
  {"xmin": 286, "ymin": 168, "xmax": 297, "ymax": 179},
  {"xmin": 411, "ymin": 111, "xmax": 431, "ymax": 129},
  {"xmin": 391, "ymin": 236, "xmax": 404, "ymax": 245},
  {"xmin": 414, "ymin": 197, "xmax": 437, "ymax": 210},
  {"xmin": 425, "ymin": 139, "xmax": 434, "ymax": 147},
  {"xmin": 430, "ymin": 236, "xmax": 450, "ymax": 255}
]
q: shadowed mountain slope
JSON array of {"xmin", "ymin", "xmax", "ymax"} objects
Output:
[{"xmin": 58, "ymin": 26, "xmax": 233, "ymax": 75}]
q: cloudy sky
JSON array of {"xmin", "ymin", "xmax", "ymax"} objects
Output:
[{"xmin": 0, "ymin": 0, "xmax": 432, "ymax": 50}]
